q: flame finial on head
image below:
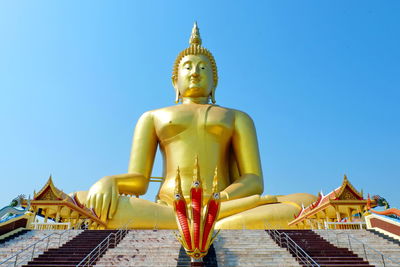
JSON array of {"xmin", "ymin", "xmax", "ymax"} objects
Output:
[{"xmin": 189, "ymin": 22, "xmax": 202, "ymax": 46}]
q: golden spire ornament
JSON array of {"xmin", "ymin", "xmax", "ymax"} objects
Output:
[
  {"xmin": 189, "ymin": 22, "xmax": 202, "ymax": 46},
  {"xmin": 192, "ymin": 156, "xmax": 201, "ymax": 188},
  {"xmin": 174, "ymin": 167, "xmax": 184, "ymax": 199}
]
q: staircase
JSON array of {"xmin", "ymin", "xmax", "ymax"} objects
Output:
[
  {"xmin": 22, "ymin": 230, "xmax": 117, "ymax": 267},
  {"xmin": 95, "ymin": 230, "xmax": 188, "ymax": 267},
  {"xmin": 214, "ymin": 230, "xmax": 300, "ymax": 267},
  {"xmin": 279, "ymin": 230, "xmax": 373, "ymax": 267},
  {"xmin": 96, "ymin": 229, "xmax": 300, "ymax": 267},
  {"xmin": 315, "ymin": 229, "xmax": 400, "ymax": 266},
  {"xmin": 0, "ymin": 230, "xmax": 81, "ymax": 265},
  {"xmin": 368, "ymin": 228, "xmax": 400, "ymax": 246},
  {"xmin": 0, "ymin": 229, "xmax": 30, "ymax": 245}
]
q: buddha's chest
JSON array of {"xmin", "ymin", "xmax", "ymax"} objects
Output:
[{"xmin": 154, "ymin": 106, "xmax": 234, "ymax": 142}]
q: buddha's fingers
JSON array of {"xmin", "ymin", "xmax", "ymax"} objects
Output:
[
  {"xmin": 101, "ymin": 194, "xmax": 111, "ymax": 222},
  {"xmin": 95, "ymin": 194, "xmax": 103, "ymax": 219},
  {"xmin": 87, "ymin": 195, "xmax": 95, "ymax": 210},
  {"xmin": 108, "ymin": 186, "xmax": 118, "ymax": 220}
]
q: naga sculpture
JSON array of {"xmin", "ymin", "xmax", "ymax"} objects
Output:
[
  {"xmin": 173, "ymin": 158, "xmax": 221, "ymax": 262},
  {"xmin": 0, "ymin": 195, "xmax": 30, "ymax": 221}
]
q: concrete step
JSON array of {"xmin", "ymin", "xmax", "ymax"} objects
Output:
[
  {"xmin": 314, "ymin": 229, "xmax": 400, "ymax": 266},
  {"xmin": 95, "ymin": 230, "xmax": 301, "ymax": 267},
  {"xmin": 0, "ymin": 230, "xmax": 82, "ymax": 266}
]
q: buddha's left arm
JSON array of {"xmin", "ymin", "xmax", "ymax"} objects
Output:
[{"xmin": 221, "ymin": 110, "xmax": 264, "ymax": 200}]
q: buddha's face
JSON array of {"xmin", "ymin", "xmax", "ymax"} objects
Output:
[{"xmin": 174, "ymin": 54, "xmax": 214, "ymax": 99}]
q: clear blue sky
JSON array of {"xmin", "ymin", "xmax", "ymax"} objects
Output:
[{"xmin": 1, "ymin": 1, "xmax": 399, "ymax": 208}]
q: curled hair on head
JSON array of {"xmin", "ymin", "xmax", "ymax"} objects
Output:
[{"xmin": 172, "ymin": 23, "xmax": 218, "ymax": 104}]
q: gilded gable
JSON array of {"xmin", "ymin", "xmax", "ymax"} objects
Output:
[{"xmin": 338, "ymin": 187, "xmax": 358, "ymax": 200}]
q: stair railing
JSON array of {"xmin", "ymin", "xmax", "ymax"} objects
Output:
[
  {"xmin": 331, "ymin": 232, "xmax": 400, "ymax": 267},
  {"xmin": 0, "ymin": 229, "xmax": 77, "ymax": 267},
  {"xmin": 266, "ymin": 228, "xmax": 320, "ymax": 267},
  {"xmin": 76, "ymin": 219, "xmax": 132, "ymax": 267}
]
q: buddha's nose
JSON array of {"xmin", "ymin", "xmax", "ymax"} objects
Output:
[
  {"xmin": 191, "ymin": 72, "xmax": 199, "ymax": 77},
  {"xmin": 191, "ymin": 66, "xmax": 200, "ymax": 76}
]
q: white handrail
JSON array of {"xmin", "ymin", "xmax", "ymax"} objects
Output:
[
  {"xmin": 76, "ymin": 220, "xmax": 132, "ymax": 267},
  {"xmin": 0, "ymin": 229, "xmax": 74, "ymax": 266}
]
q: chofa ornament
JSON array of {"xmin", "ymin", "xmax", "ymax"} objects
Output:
[{"xmin": 173, "ymin": 157, "xmax": 221, "ymax": 261}]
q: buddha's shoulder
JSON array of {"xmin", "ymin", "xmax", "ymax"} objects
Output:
[
  {"xmin": 219, "ymin": 107, "xmax": 254, "ymax": 121},
  {"xmin": 153, "ymin": 104, "xmax": 240, "ymax": 114},
  {"xmin": 136, "ymin": 106, "xmax": 181, "ymax": 121},
  {"xmin": 141, "ymin": 105, "xmax": 182, "ymax": 117},
  {"xmin": 209, "ymin": 105, "xmax": 253, "ymax": 119},
  {"xmin": 139, "ymin": 105, "xmax": 253, "ymax": 120}
]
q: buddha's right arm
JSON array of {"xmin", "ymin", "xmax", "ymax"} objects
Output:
[
  {"xmin": 112, "ymin": 110, "xmax": 159, "ymax": 195},
  {"xmin": 126, "ymin": 111, "xmax": 158, "ymax": 193},
  {"xmin": 86, "ymin": 111, "xmax": 158, "ymax": 220}
]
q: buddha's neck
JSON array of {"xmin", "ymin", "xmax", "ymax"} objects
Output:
[{"xmin": 182, "ymin": 97, "xmax": 210, "ymax": 104}]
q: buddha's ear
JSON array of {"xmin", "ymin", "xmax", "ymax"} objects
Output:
[
  {"xmin": 210, "ymin": 87, "xmax": 216, "ymax": 104},
  {"xmin": 172, "ymin": 75, "xmax": 177, "ymax": 89},
  {"xmin": 175, "ymin": 89, "xmax": 181, "ymax": 103},
  {"xmin": 172, "ymin": 76, "xmax": 180, "ymax": 103}
]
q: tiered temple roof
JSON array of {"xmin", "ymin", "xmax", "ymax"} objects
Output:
[
  {"xmin": 288, "ymin": 175, "xmax": 376, "ymax": 229},
  {"xmin": 31, "ymin": 176, "xmax": 105, "ymax": 229}
]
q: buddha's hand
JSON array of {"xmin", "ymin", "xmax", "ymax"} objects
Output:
[{"xmin": 86, "ymin": 176, "xmax": 119, "ymax": 221}]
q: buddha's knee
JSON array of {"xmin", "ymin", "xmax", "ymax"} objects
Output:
[
  {"xmin": 215, "ymin": 202, "xmax": 301, "ymax": 229},
  {"xmin": 276, "ymin": 193, "xmax": 317, "ymax": 207}
]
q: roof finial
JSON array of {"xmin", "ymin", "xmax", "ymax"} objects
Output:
[
  {"xmin": 367, "ymin": 193, "xmax": 371, "ymax": 210},
  {"xmin": 189, "ymin": 21, "xmax": 202, "ymax": 46}
]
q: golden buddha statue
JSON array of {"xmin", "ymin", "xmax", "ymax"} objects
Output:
[{"xmin": 76, "ymin": 23, "xmax": 316, "ymax": 229}]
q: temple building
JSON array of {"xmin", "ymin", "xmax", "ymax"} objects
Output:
[
  {"xmin": 288, "ymin": 175, "xmax": 376, "ymax": 229},
  {"xmin": 26, "ymin": 174, "xmax": 376, "ymax": 231},
  {"xmin": 29, "ymin": 176, "xmax": 105, "ymax": 229}
]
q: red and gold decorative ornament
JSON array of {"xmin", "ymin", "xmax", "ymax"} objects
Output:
[{"xmin": 173, "ymin": 157, "xmax": 221, "ymax": 260}]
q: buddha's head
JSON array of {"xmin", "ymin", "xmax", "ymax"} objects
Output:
[{"xmin": 172, "ymin": 23, "xmax": 218, "ymax": 103}]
